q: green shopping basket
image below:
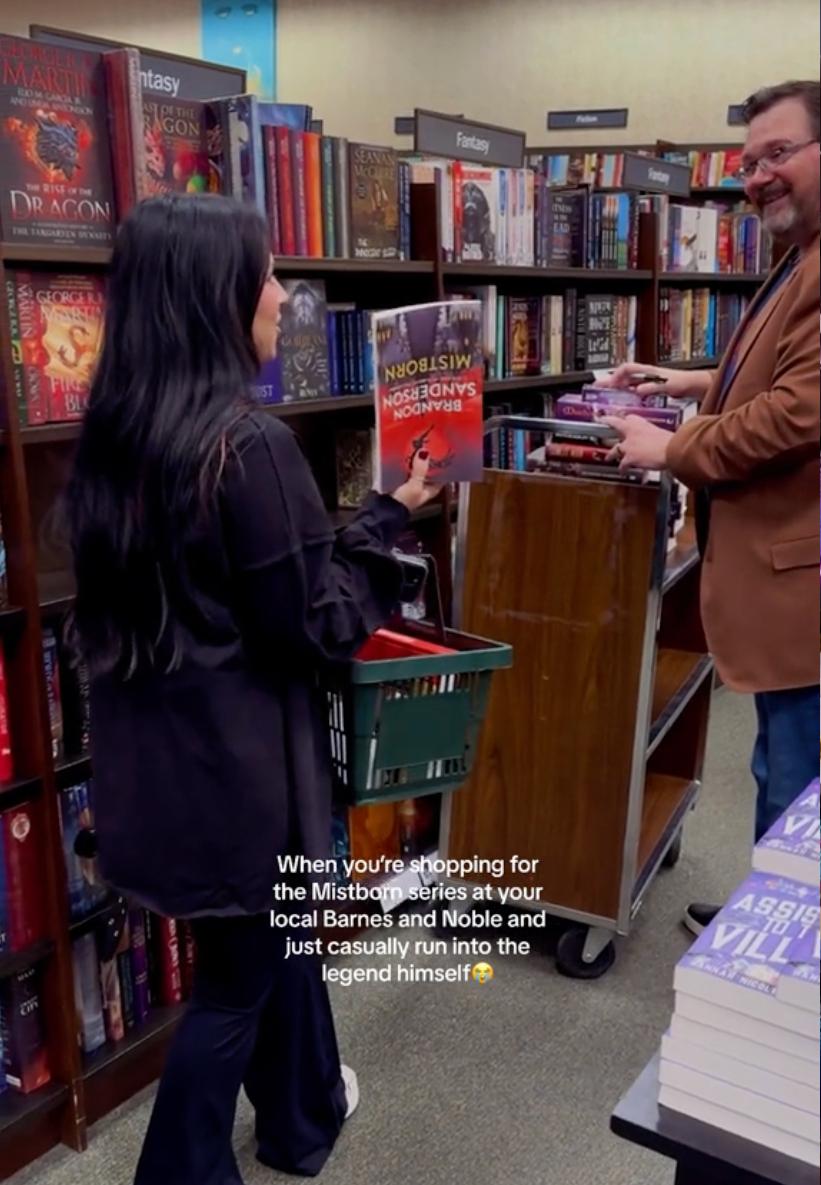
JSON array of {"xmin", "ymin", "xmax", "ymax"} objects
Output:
[{"xmin": 323, "ymin": 557, "xmax": 512, "ymax": 806}]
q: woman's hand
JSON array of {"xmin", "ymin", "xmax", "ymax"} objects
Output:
[
  {"xmin": 391, "ymin": 452, "xmax": 442, "ymax": 512},
  {"xmin": 596, "ymin": 361, "xmax": 713, "ymax": 402}
]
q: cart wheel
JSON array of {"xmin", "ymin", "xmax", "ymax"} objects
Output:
[
  {"xmin": 662, "ymin": 831, "xmax": 683, "ymax": 869},
  {"xmin": 555, "ymin": 926, "xmax": 616, "ymax": 980}
]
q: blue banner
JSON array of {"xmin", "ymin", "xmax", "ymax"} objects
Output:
[{"xmin": 201, "ymin": 0, "xmax": 276, "ymax": 99}]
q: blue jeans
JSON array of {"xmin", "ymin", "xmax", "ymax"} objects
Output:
[{"xmin": 752, "ymin": 686, "xmax": 819, "ymax": 842}]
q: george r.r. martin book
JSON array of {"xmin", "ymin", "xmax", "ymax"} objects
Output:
[
  {"xmin": 372, "ymin": 300, "xmax": 484, "ymax": 490},
  {"xmin": 0, "ymin": 34, "xmax": 115, "ymax": 247}
]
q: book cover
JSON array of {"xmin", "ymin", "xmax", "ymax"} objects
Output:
[
  {"xmin": 72, "ymin": 933, "xmax": 106, "ymax": 1054},
  {"xmin": 75, "ymin": 781, "xmax": 107, "ymax": 912},
  {"xmin": 277, "ymin": 279, "xmax": 329, "ymax": 402},
  {"xmin": 555, "ymin": 394, "xmax": 681, "ymax": 433},
  {"xmin": 753, "ymin": 779, "xmax": 820, "ymax": 887},
  {"xmin": 674, "ymin": 871, "xmax": 820, "ymax": 1035},
  {"xmin": 98, "ymin": 950, "xmax": 125, "ymax": 1044},
  {"xmin": 127, "ymin": 908, "xmax": 151, "ymax": 1025},
  {"xmin": 776, "ymin": 924, "xmax": 820, "ymax": 1013},
  {"xmin": 303, "ymin": 131, "xmax": 324, "ymax": 257},
  {"xmin": 256, "ymin": 102, "xmax": 313, "ymax": 132},
  {"xmin": 261, "ymin": 126, "xmax": 281, "ymax": 254},
  {"xmin": 349, "ymin": 143, "xmax": 399, "ymax": 260},
  {"xmin": 2, "ymin": 805, "xmax": 46, "ymax": 952},
  {"xmin": 330, "ymin": 807, "xmax": 351, "ymax": 888},
  {"xmin": 0, "ymin": 967, "xmax": 50, "ymax": 1093},
  {"xmin": 507, "ymin": 297, "xmax": 540, "ymax": 376},
  {"xmin": 0, "ymin": 642, "xmax": 11, "ymax": 785},
  {"xmin": 336, "ymin": 428, "xmax": 374, "ymax": 508},
  {"xmin": 142, "ymin": 98, "xmax": 210, "ymax": 199},
  {"xmin": 58, "ymin": 784, "xmax": 87, "ymax": 921},
  {"xmin": 41, "ymin": 628, "xmax": 64, "ymax": 758},
  {"xmin": 372, "ymin": 301, "xmax": 484, "ymax": 490},
  {"xmin": 320, "ymin": 136, "xmax": 337, "ymax": 258},
  {"xmin": 116, "ymin": 917, "xmax": 136, "ymax": 1032},
  {"xmin": 12, "ymin": 271, "xmax": 104, "ymax": 425},
  {"xmin": 252, "ymin": 356, "xmax": 283, "ymax": 406},
  {"xmin": 274, "ymin": 126, "xmax": 296, "ymax": 254},
  {"xmin": 224, "ymin": 94, "xmax": 265, "ymax": 213},
  {"xmin": 458, "ymin": 166, "xmax": 497, "ymax": 263},
  {"xmin": 0, "ymin": 35, "xmax": 115, "ymax": 247}
]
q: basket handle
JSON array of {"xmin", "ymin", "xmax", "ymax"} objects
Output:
[{"xmin": 396, "ymin": 553, "xmax": 447, "ymax": 643}]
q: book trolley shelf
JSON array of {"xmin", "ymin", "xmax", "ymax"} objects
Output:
[{"xmin": 0, "ymin": 144, "xmax": 767, "ymax": 1169}]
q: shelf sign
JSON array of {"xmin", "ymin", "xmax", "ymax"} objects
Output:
[
  {"xmin": 727, "ymin": 103, "xmax": 747, "ymax": 127},
  {"xmin": 622, "ymin": 151, "xmax": 690, "ymax": 196},
  {"xmin": 310, "ymin": 119, "xmax": 324, "ymax": 135},
  {"xmin": 414, "ymin": 109, "xmax": 525, "ymax": 168},
  {"xmin": 397, "ymin": 113, "xmax": 464, "ymax": 136},
  {"xmin": 30, "ymin": 24, "xmax": 246, "ymax": 100},
  {"xmin": 547, "ymin": 108, "xmax": 628, "ymax": 130}
]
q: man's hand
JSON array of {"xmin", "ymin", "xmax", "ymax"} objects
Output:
[
  {"xmin": 600, "ymin": 415, "xmax": 674, "ymax": 472},
  {"xmin": 596, "ymin": 361, "xmax": 713, "ymax": 402}
]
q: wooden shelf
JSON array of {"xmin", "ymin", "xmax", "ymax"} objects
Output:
[
  {"xmin": 83, "ymin": 1004, "xmax": 183, "ymax": 1080},
  {"xmin": 20, "ymin": 422, "xmax": 82, "ymax": 446},
  {"xmin": 1, "ymin": 243, "xmax": 112, "ymax": 267},
  {"xmin": 485, "ymin": 371, "xmax": 591, "ymax": 394},
  {"xmin": 660, "ymin": 271, "xmax": 766, "ymax": 284},
  {"xmin": 663, "ymin": 523, "xmax": 699, "ymax": 593},
  {"xmin": 37, "ymin": 572, "xmax": 76, "ymax": 618},
  {"xmin": 55, "ymin": 753, "xmax": 92, "ymax": 789},
  {"xmin": 444, "ymin": 263, "xmax": 653, "ymax": 282},
  {"xmin": 690, "ymin": 185, "xmax": 746, "ymax": 195},
  {"xmin": 69, "ymin": 894, "xmax": 122, "ymax": 942},
  {"xmin": 82, "ymin": 1004, "xmax": 184, "ymax": 1127},
  {"xmin": 0, "ymin": 1082, "xmax": 68, "ymax": 1138},
  {"xmin": 0, "ymin": 940, "xmax": 55, "ymax": 982},
  {"xmin": 0, "ymin": 775, "xmax": 43, "ymax": 809},
  {"xmin": 268, "ymin": 394, "xmax": 372, "ymax": 418},
  {"xmin": 274, "ymin": 256, "xmax": 435, "ymax": 275},
  {"xmin": 649, "ymin": 650, "xmax": 714, "ymax": 753},
  {"xmin": 633, "ymin": 774, "xmax": 700, "ymax": 904},
  {"xmin": 0, "ymin": 604, "xmax": 25, "ymax": 634}
]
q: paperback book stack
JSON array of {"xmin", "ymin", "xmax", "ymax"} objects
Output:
[{"xmin": 659, "ymin": 780, "xmax": 821, "ymax": 1167}]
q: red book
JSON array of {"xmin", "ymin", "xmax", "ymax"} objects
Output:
[
  {"xmin": 275, "ymin": 127, "xmax": 296, "ymax": 255},
  {"xmin": 11, "ymin": 271, "xmax": 105, "ymax": 424},
  {"xmin": 103, "ymin": 48, "xmax": 147, "ymax": 219},
  {"xmin": 373, "ymin": 300, "xmax": 484, "ymax": 490},
  {"xmin": 0, "ymin": 643, "xmax": 12, "ymax": 783},
  {"xmin": 2, "ymin": 806, "xmax": 45, "ymax": 952},
  {"xmin": 262, "ymin": 126, "xmax": 281, "ymax": 254},
  {"xmin": 157, "ymin": 918, "xmax": 183, "ymax": 1005},
  {"xmin": 452, "ymin": 159, "xmax": 464, "ymax": 262},
  {"xmin": 292, "ymin": 133, "xmax": 309, "ymax": 256},
  {"xmin": 717, "ymin": 214, "xmax": 733, "ymax": 274},
  {"xmin": 303, "ymin": 131, "xmax": 323, "ymax": 257},
  {"xmin": 0, "ymin": 34, "xmax": 115, "ymax": 248}
]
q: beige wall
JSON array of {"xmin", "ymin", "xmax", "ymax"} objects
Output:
[
  {"xmin": 0, "ymin": 1, "xmax": 200, "ymax": 56},
  {"xmin": 277, "ymin": 0, "xmax": 820, "ymax": 147}
]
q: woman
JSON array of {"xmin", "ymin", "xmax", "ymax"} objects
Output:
[{"xmin": 66, "ymin": 194, "xmax": 437, "ymax": 1184}]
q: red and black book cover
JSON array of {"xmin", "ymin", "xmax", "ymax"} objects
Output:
[
  {"xmin": 0, "ymin": 642, "xmax": 12, "ymax": 784},
  {"xmin": 11, "ymin": 270, "xmax": 104, "ymax": 424},
  {"xmin": 141, "ymin": 97, "xmax": 210, "ymax": 199},
  {"xmin": 0, "ymin": 967, "xmax": 51, "ymax": 1093},
  {"xmin": 156, "ymin": 917, "xmax": 183, "ymax": 1005},
  {"xmin": 373, "ymin": 300, "xmax": 484, "ymax": 490},
  {"xmin": 0, "ymin": 34, "xmax": 115, "ymax": 247},
  {"xmin": 1, "ymin": 805, "xmax": 45, "ymax": 952},
  {"xmin": 275, "ymin": 126, "xmax": 296, "ymax": 255},
  {"xmin": 103, "ymin": 47, "xmax": 148, "ymax": 218}
]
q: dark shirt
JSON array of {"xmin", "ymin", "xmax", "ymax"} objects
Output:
[{"xmin": 89, "ymin": 410, "xmax": 409, "ymax": 917}]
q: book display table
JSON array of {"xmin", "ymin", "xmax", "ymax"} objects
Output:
[
  {"xmin": 611, "ymin": 1055, "xmax": 817, "ymax": 1185},
  {"xmin": 441, "ymin": 434, "xmax": 713, "ymax": 977}
]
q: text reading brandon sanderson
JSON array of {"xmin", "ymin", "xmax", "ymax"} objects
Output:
[{"xmin": 270, "ymin": 853, "xmax": 546, "ymax": 986}]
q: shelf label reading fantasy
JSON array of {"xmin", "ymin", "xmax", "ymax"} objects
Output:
[
  {"xmin": 414, "ymin": 109, "xmax": 525, "ymax": 169},
  {"xmin": 621, "ymin": 151, "xmax": 691, "ymax": 197},
  {"xmin": 373, "ymin": 300, "xmax": 484, "ymax": 490},
  {"xmin": 0, "ymin": 35, "xmax": 116, "ymax": 246}
]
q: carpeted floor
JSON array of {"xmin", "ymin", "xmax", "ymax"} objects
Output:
[{"xmin": 12, "ymin": 688, "xmax": 756, "ymax": 1185}]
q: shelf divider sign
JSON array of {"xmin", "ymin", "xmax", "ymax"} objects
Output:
[
  {"xmin": 414, "ymin": 109, "xmax": 525, "ymax": 168},
  {"xmin": 547, "ymin": 108, "xmax": 629, "ymax": 130},
  {"xmin": 622, "ymin": 152, "xmax": 691, "ymax": 196}
]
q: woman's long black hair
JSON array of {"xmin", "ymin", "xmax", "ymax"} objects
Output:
[{"xmin": 66, "ymin": 194, "xmax": 271, "ymax": 678}]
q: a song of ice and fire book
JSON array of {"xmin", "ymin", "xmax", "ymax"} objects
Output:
[{"xmin": 372, "ymin": 300, "xmax": 484, "ymax": 491}]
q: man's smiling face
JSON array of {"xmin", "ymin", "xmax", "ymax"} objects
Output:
[{"xmin": 743, "ymin": 96, "xmax": 820, "ymax": 247}]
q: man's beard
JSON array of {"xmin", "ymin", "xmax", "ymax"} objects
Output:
[{"xmin": 760, "ymin": 198, "xmax": 800, "ymax": 238}]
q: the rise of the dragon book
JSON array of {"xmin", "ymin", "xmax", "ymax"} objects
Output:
[{"xmin": 372, "ymin": 301, "xmax": 484, "ymax": 491}]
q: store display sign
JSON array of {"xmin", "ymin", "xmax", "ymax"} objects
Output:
[
  {"xmin": 547, "ymin": 108, "xmax": 629, "ymax": 130},
  {"xmin": 30, "ymin": 24, "xmax": 246, "ymax": 100},
  {"xmin": 414, "ymin": 109, "xmax": 525, "ymax": 168},
  {"xmin": 622, "ymin": 151, "xmax": 690, "ymax": 196},
  {"xmin": 727, "ymin": 104, "xmax": 747, "ymax": 127}
]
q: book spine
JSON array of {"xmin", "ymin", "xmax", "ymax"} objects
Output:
[
  {"xmin": 3, "ymin": 807, "xmax": 44, "ymax": 952},
  {"xmin": 326, "ymin": 312, "xmax": 339, "ymax": 396},
  {"xmin": 320, "ymin": 137, "xmax": 337, "ymax": 259},
  {"xmin": 453, "ymin": 160, "xmax": 464, "ymax": 263},
  {"xmin": 72, "ymin": 934, "xmax": 106, "ymax": 1053},
  {"xmin": 179, "ymin": 922, "xmax": 196, "ymax": 1000},
  {"xmin": 292, "ymin": 134, "xmax": 310, "ymax": 256},
  {"xmin": 128, "ymin": 909, "xmax": 151, "ymax": 1025},
  {"xmin": 262, "ymin": 127, "xmax": 281, "ymax": 255},
  {"xmin": 304, "ymin": 133, "xmax": 324, "ymax": 257},
  {"xmin": 41, "ymin": 630, "xmax": 63, "ymax": 761},
  {"xmin": 1, "ymin": 969, "xmax": 50, "ymax": 1093},
  {"xmin": 0, "ymin": 644, "xmax": 11, "ymax": 785},
  {"xmin": 4, "ymin": 279, "xmax": 28, "ymax": 428},
  {"xmin": 11, "ymin": 274, "xmax": 47, "ymax": 425},
  {"xmin": 157, "ymin": 918, "xmax": 183, "ymax": 1005},
  {"xmin": 333, "ymin": 137, "xmax": 351, "ymax": 257},
  {"xmin": 98, "ymin": 953, "xmax": 125, "ymax": 1043},
  {"xmin": 350, "ymin": 312, "xmax": 364, "ymax": 393},
  {"xmin": 340, "ymin": 311, "xmax": 353, "ymax": 395},
  {"xmin": 247, "ymin": 98, "xmax": 267, "ymax": 214},
  {"xmin": 275, "ymin": 128, "xmax": 297, "ymax": 255}
]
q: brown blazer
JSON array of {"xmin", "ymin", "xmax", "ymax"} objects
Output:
[{"xmin": 667, "ymin": 241, "xmax": 819, "ymax": 693}]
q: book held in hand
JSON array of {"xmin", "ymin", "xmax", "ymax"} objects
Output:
[{"xmin": 372, "ymin": 301, "xmax": 484, "ymax": 491}]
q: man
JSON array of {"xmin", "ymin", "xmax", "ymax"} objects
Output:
[{"xmin": 601, "ymin": 80, "xmax": 819, "ymax": 936}]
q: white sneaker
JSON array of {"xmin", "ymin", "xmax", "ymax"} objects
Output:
[{"xmin": 341, "ymin": 1064, "xmax": 359, "ymax": 1119}]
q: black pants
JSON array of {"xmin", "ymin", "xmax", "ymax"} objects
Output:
[{"xmin": 134, "ymin": 914, "xmax": 347, "ymax": 1184}]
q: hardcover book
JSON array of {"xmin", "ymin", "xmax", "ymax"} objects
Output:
[
  {"xmin": 276, "ymin": 278, "xmax": 330, "ymax": 402},
  {"xmin": 674, "ymin": 871, "xmax": 820, "ymax": 1037},
  {"xmin": 0, "ymin": 967, "xmax": 51, "ymax": 1093},
  {"xmin": 11, "ymin": 271, "xmax": 105, "ymax": 425},
  {"xmin": 349, "ymin": 143, "xmax": 399, "ymax": 260},
  {"xmin": 0, "ymin": 34, "xmax": 115, "ymax": 247},
  {"xmin": 128, "ymin": 908, "xmax": 151, "ymax": 1025},
  {"xmin": 555, "ymin": 393, "xmax": 682, "ymax": 432},
  {"xmin": 0, "ymin": 641, "xmax": 11, "ymax": 784},
  {"xmin": 753, "ymin": 779, "xmax": 820, "ymax": 887},
  {"xmin": 2, "ymin": 805, "xmax": 46, "ymax": 951},
  {"xmin": 141, "ymin": 97, "xmax": 211, "ymax": 199},
  {"xmin": 372, "ymin": 300, "xmax": 484, "ymax": 490},
  {"xmin": 72, "ymin": 933, "xmax": 106, "ymax": 1054},
  {"xmin": 457, "ymin": 165, "xmax": 498, "ymax": 263},
  {"xmin": 776, "ymin": 924, "xmax": 820, "ymax": 1013}
]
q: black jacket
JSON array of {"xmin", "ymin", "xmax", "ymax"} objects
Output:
[{"xmin": 89, "ymin": 410, "xmax": 409, "ymax": 917}]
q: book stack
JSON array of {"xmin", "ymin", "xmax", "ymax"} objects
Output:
[
  {"xmin": 664, "ymin": 203, "xmax": 768, "ymax": 274},
  {"xmin": 453, "ymin": 286, "xmax": 637, "ymax": 378},
  {"xmin": 660, "ymin": 781, "xmax": 821, "ymax": 1167},
  {"xmin": 658, "ymin": 288, "xmax": 750, "ymax": 363},
  {"xmin": 660, "ymin": 148, "xmax": 744, "ymax": 189}
]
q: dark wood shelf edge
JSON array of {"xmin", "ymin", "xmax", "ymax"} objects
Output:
[
  {"xmin": 1, "ymin": 243, "xmax": 113, "ymax": 266},
  {"xmin": 632, "ymin": 778, "xmax": 700, "ymax": 910},
  {"xmin": 267, "ymin": 394, "xmax": 373, "ymax": 418},
  {"xmin": 68, "ymin": 894, "xmax": 121, "ymax": 942},
  {"xmin": 274, "ymin": 256, "xmax": 435, "ymax": 274},
  {"xmin": 54, "ymin": 754, "xmax": 92, "ymax": 788},
  {"xmin": 485, "ymin": 371, "xmax": 592, "ymax": 393},
  {"xmin": 0, "ymin": 775, "xmax": 43, "ymax": 809},
  {"xmin": 663, "ymin": 530, "xmax": 699, "ymax": 594},
  {"xmin": 444, "ymin": 264, "xmax": 654, "ymax": 281},
  {"xmin": 0, "ymin": 1081, "xmax": 69, "ymax": 1138},
  {"xmin": 660, "ymin": 271, "xmax": 766, "ymax": 283},
  {"xmin": 0, "ymin": 939, "xmax": 55, "ymax": 982},
  {"xmin": 648, "ymin": 654, "xmax": 715, "ymax": 755},
  {"xmin": 0, "ymin": 606, "xmax": 25, "ymax": 632}
]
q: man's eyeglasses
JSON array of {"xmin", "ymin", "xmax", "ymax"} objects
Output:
[{"xmin": 735, "ymin": 139, "xmax": 818, "ymax": 180}]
